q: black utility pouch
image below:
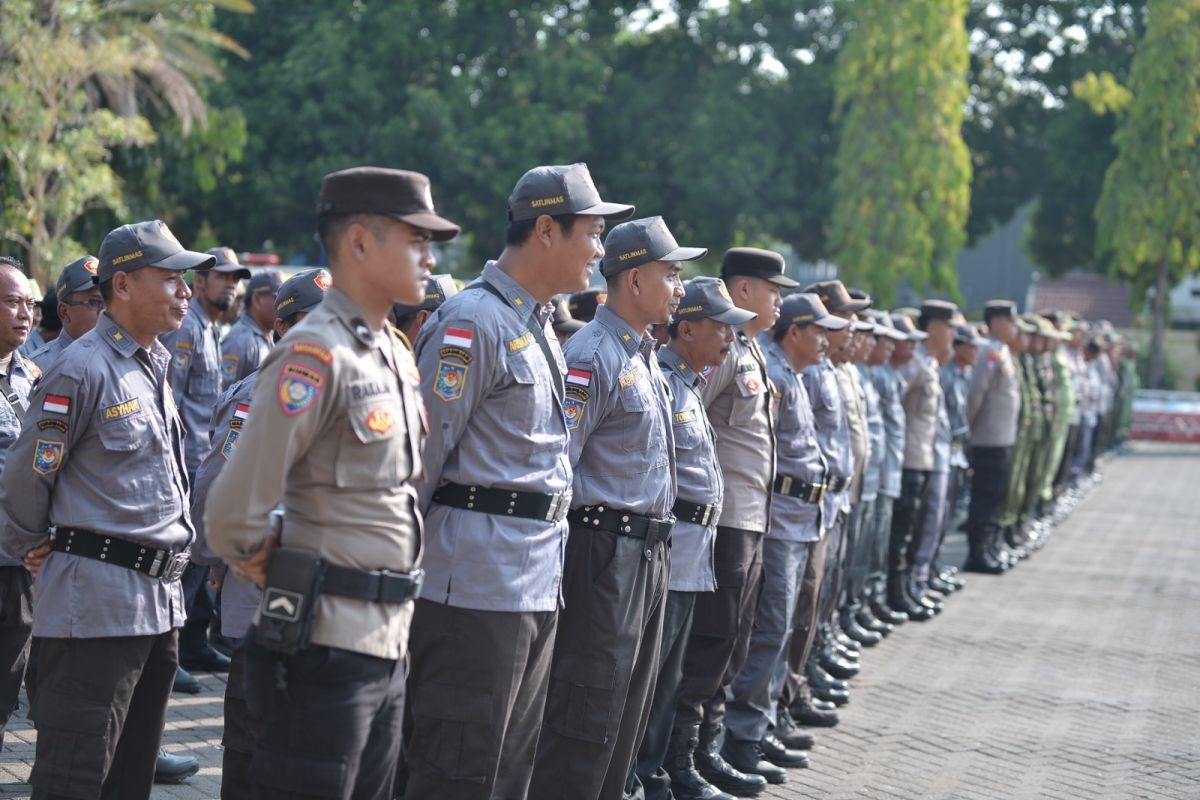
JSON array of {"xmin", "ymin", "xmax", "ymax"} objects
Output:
[{"xmin": 255, "ymin": 547, "xmax": 327, "ymax": 656}]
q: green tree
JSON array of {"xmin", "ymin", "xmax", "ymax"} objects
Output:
[
  {"xmin": 1091, "ymin": 0, "xmax": 1200, "ymax": 388},
  {"xmin": 828, "ymin": 0, "xmax": 973, "ymax": 303},
  {"xmin": 0, "ymin": 0, "xmax": 250, "ymax": 285}
]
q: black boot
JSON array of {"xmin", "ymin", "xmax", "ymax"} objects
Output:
[
  {"xmin": 963, "ymin": 525, "xmax": 1004, "ymax": 574},
  {"xmin": 775, "ymin": 708, "xmax": 815, "ymax": 749},
  {"xmin": 665, "ymin": 726, "xmax": 737, "ymax": 800},
  {"xmin": 870, "ymin": 594, "xmax": 909, "ymax": 625},
  {"xmin": 855, "ymin": 602, "xmax": 893, "ymax": 636},
  {"xmin": 840, "ymin": 605, "xmax": 883, "ymax": 646},
  {"xmin": 695, "ymin": 731, "xmax": 768, "ymax": 797},
  {"xmin": 789, "ymin": 698, "xmax": 839, "ymax": 728},
  {"xmin": 888, "ymin": 572, "xmax": 933, "ymax": 621},
  {"xmin": 720, "ymin": 738, "xmax": 787, "ymax": 785}
]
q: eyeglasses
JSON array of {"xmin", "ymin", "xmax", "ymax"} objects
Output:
[{"xmin": 64, "ymin": 298, "xmax": 105, "ymax": 311}]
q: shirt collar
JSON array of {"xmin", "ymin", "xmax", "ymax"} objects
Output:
[
  {"xmin": 188, "ymin": 299, "xmax": 214, "ymax": 328},
  {"xmin": 325, "ymin": 286, "xmax": 383, "ymax": 350},
  {"xmin": 481, "ymin": 261, "xmax": 549, "ymax": 325},
  {"xmin": 765, "ymin": 339, "xmax": 796, "ymax": 375},
  {"xmin": 660, "ymin": 345, "xmax": 703, "ymax": 388},
  {"xmin": 99, "ymin": 312, "xmax": 158, "ymax": 360},
  {"xmin": 596, "ymin": 305, "xmax": 654, "ymax": 358}
]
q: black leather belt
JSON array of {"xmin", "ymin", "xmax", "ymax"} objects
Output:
[
  {"xmin": 773, "ymin": 475, "xmax": 826, "ymax": 503},
  {"xmin": 568, "ymin": 505, "xmax": 674, "ymax": 558},
  {"xmin": 827, "ymin": 475, "xmax": 850, "ymax": 493},
  {"xmin": 53, "ymin": 527, "xmax": 189, "ymax": 582},
  {"xmin": 323, "ymin": 564, "xmax": 424, "ymax": 604},
  {"xmin": 672, "ymin": 498, "xmax": 720, "ymax": 527},
  {"xmin": 433, "ymin": 482, "xmax": 570, "ymax": 523}
]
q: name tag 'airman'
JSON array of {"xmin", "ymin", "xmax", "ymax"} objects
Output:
[
  {"xmin": 507, "ymin": 332, "xmax": 533, "ymax": 353},
  {"xmin": 104, "ymin": 398, "xmax": 141, "ymax": 420},
  {"xmin": 619, "ymin": 367, "xmax": 642, "ymax": 388}
]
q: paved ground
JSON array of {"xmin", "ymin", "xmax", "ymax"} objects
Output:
[{"xmin": 1, "ymin": 440, "xmax": 1198, "ymax": 799}]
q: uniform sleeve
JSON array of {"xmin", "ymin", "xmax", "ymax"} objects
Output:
[
  {"xmin": 158, "ymin": 320, "xmax": 197, "ymax": 398},
  {"xmin": 205, "ymin": 342, "xmax": 334, "ymax": 563},
  {"xmin": 562, "ymin": 338, "xmax": 614, "ymax": 469},
  {"xmin": 189, "ymin": 389, "xmax": 241, "ymax": 565},
  {"xmin": 413, "ymin": 308, "xmax": 499, "ymax": 511},
  {"xmin": 0, "ymin": 368, "xmax": 91, "ymax": 556},
  {"xmin": 966, "ymin": 347, "xmax": 994, "ymax": 428}
]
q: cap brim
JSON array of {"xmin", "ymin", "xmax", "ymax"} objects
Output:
[
  {"xmin": 830, "ymin": 299, "xmax": 871, "ymax": 314},
  {"xmin": 553, "ymin": 319, "xmax": 586, "ymax": 333},
  {"xmin": 397, "ymin": 211, "xmax": 461, "ymax": 242},
  {"xmin": 710, "ymin": 307, "xmax": 757, "ymax": 325},
  {"xmin": 907, "ymin": 330, "xmax": 929, "ymax": 341},
  {"xmin": 62, "ymin": 278, "xmax": 95, "ymax": 296},
  {"xmin": 885, "ymin": 330, "xmax": 907, "ymax": 341},
  {"xmin": 851, "ymin": 320, "xmax": 875, "ymax": 332},
  {"xmin": 815, "ymin": 315, "xmax": 850, "ymax": 330},
  {"xmin": 212, "ymin": 265, "xmax": 253, "ymax": 279},
  {"xmin": 577, "ymin": 201, "xmax": 635, "ymax": 222},
  {"xmin": 155, "ymin": 251, "xmax": 217, "ymax": 272},
  {"xmin": 660, "ymin": 246, "xmax": 708, "ymax": 263},
  {"xmin": 767, "ymin": 274, "xmax": 801, "ymax": 288}
]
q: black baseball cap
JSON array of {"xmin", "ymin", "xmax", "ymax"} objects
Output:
[
  {"xmin": 247, "ymin": 269, "xmax": 284, "ymax": 296},
  {"xmin": 674, "ymin": 277, "xmax": 757, "ymax": 325},
  {"xmin": 569, "ymin": 288, "xmax": 606, "ymax": 322},
  {"xmin": 601, "ymin": 216, "xmax": 706, "ymax": 278},
  {"xmin": 720, "ymin": 247, "xmax": 799, "ymax": 287},
  {"xmin": 205, "ymin": 246, "xmax": 252, "ymax": 279},
  {"xmin": 275, "ymin": 269, "xmax": 331, "ymax": 319},
  {"xmin": 551, "ymin": 295, "xmax": 585, "ymax": 334},
  {"xmin": 393, "ymin": 274, "xmax": 459, "ymax": 317},
  {"xmin": 891, "ymin": 313, "xmax": 928, "ymax": 341},
  {"xmin": 319, "ymin": 167, "xmax": 460, "ymax": 241},
  {"xmin": 775, "ymin": 292, "xmax": 849, "ymax": 333},
  {"xmin": 507, "ymin": 163, "xmax": 634, "ymax": 223},
  {"xmin": 803, "ymin": 280, "xmax": 871, "ymax": 314},
  {"xmin": 97, "ymin": 220, "xmax": 215, "ymax": 283},
  {"xmin": 954, "ymin": 322, "xmax": 987, "ymax": 347},
  {"xmin": 56, "ymin": 255, "xmax": 99, "ymax": 297}
]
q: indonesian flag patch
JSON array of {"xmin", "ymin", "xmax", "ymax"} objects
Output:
[
  {"xmin": 43, "ymin": 394, "xmax": 70, "ymax": 415},
  {"xmin": 233, "ymin": 402, "xmax": 250, "ymax": 421},
  {"xmin": 443, "ymin": 327, "xmax": 473, "ymax": 349},
  {"xmin": 566, "ymin": 368, "xmax": 591, "ymax": 387}
]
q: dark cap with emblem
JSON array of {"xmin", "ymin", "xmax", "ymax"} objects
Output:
[
  {"xmin": 551, "ymin": 295, "xmax": 585, "ymax": 334},
  {"xmin": 954, "ymin": 322, "xmax": 987, "ymax": 347},
  {"xmin": 721, "ymin": 247, "xmax": 799, "ymax": 287},
  {"xmin": 803, "ymin": 280, "xmax": 871, "ymax": 314},
  {"xmin": 569, "ymin": 288, "xmax": 606, "ymax": 322},
  {"xmin": 393, "ymin": 274, "xmax": 459, "ymax": 317},
  {"xmin": 601, "ymin": 216, "xmax": 706, "ymax": 278},
  {"xmin": 56, "ymin": 255, "xmax": 100, "ymax": 297},
  {"xmin": 97, "ymin": 220, "xmax": 215, "ymax": 283},
  {"xmin": 318, "ymin": 166, "xmax": 460, "ymax": 242},
  {"xmin": 775, "ymin": 292, "xmax": 849, "ymax": 333},
  {"xmin": 918, "ymin": 299, "xmax": 958, "ymax": 328},
  {"xmin": 275, "ymin": 268, "xmax": 331, "ymax": 320},
  {"xmin": 984, "ymin": 299, "xmax": 1018, "ymax": 321},
  {"xmin": 206, "ymin": 246, "xmax": 252, "ymax": 279},
  {"xmin": 891, "ymin": 313, "xmax": 928, "ymax": 341},
  {"xmin": 674, "ymin": 277, "xmax": 756, "ymax": 326},
  {"xmin": 507, "ymin": 162, "xmax": 634, "ymax": 223},
  {"xmin": 247, "ymin": 269, "xmax": 284, "ymax": 296}
]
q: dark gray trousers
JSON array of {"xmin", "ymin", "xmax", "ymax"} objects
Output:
[
  {"xmin": 221, "ymin": 643, "xmax": 260, "ymax": 800},
  {"xmin": 0, "ymin": 565, "xmax": 32, "ymax": 750},
  {"xmin": 782, "ymin": 535, "xmax": 829, "ymax": 710}
]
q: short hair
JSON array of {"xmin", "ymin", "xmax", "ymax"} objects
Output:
[
  {"xmin": 505, "ymin": 213, "xmax": 578, "ymax": 247},
  {"xmin": 40, "ymin": 290, "xmax": 62, "ymax": 332},
  {"xmin": 666, "ymin": 319, "xmax": 682, "ymax": 340},
  {"xmin": 317, "ymin": 213, "xmax": 390, "ymax": 259},
  {"xmin": 0, "ymin": 256, "xmax": 23, "ymax": 273},
  {"xmin": 394, "ymin": 309, "xmax": 422, "ymax": 332},
  {"xmin": 984, "ymin": 306, "xmax": 1010, "ymax": 325},
  {"xmin": 773, "ymin": 322, "xmax": 796, "ymax": 343}
]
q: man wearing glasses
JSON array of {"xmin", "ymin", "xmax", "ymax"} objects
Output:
[{"xmin": 30, "ymin": 255, "xmax": 104, "ymax": 371}]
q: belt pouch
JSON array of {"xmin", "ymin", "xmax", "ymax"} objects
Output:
[{"xmin": 255, "ymin": 547, "xmax": 326, "ymax": 656}]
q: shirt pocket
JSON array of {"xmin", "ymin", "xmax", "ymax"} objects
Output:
[
  {"xmin": 335, "ymin": 397, "xmax": 409, "ymax": 489},
  {"xmin": 728, "ymin": 373, "xmax": 763, "ymax": 426},
  {"xmin": 503, "ymin": 349, "xmax": 555, "ymax": 436},
  {"xmin": 673, "ymin": 418, "xmax": 704, "ymax": 451},
  {"xmin": 187, "ymin": 364, "xmax": 221, "ymax": 400},
  {"xmin": 97, "ymin": 410, "xmax": 169, "ymax": 502},
  {"xmin": 619, "ymin": 380, "xmax": 654, "ymax": 453}
]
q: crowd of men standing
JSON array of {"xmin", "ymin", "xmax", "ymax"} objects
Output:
[{"xmin": 0, "ymin": 161, "xmax": 1137, "ymax": 800}]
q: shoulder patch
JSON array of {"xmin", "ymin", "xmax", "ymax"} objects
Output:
[
  {"xmin": 291, "ymin": 342, "xmax": 333, "ymax": 365},
  {"xmin": 563, "ymin": 394, "xmax": 586, "ymax": 430},
  {"xmin": 21, "ymin": 357, "xmax": 41, "ymax": 379},
  {"xmin": 443, "ymin": 327, "xmax": 474, "ymax": 349},
  {"xmin": 220, "ymin": 428, "xmax": 240, "ymax": 459},
  {"xmin": 222, "ymin": 353, "xmax": 240, "ymax": 383},
  {"xmin": 566, "ymin": 368, "xmax": 591, "ymax": 388},
  {"xmin": 440, "ymin": 346, "xmax": 472, "ymax": 365},
  {"xmin": 38, "ymin": 418, "xmax": 67, "ymax": 434},
  {"xmin": 43, "ymin": 394, "xmax": 70, "ymax": 415},
  {"xmin": 277, "ymin": 361, "xmax": 325, "ymax": 415},
  {"xmin": 433, "ymin": 360, "xmax": 467, "ymax": 401},
  {"xmin": 33, "ymin": 440, "xmax": 64, "ymax": 475}
]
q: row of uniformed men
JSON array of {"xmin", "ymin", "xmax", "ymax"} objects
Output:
[{"xmin": 0, "ymin": 160, "xmax": 1130, "ymax": 800}]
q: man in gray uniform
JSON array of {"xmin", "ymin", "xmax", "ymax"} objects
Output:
[
  {"xmin": 630, "ymin": 277, "xmax": 750, "ymax": 800},
  {"xmin": 391, "ymin": 273, "xmax": 458, "ymax": 352},
  {"xmin": 964, "ymin": 300, "xmax": 1021, "ymax": 574},
  {"xmin": 221, "ymin": 265, "xmax": 282, "ymax": 388},
  {"xmin": 208, "ymin": 167, "xmax": 454, "ymax": 799},
  {"xmin": 676, "ymin": 248, "xmax": 794, "ymax": 799},
  {"xmin": 0, "ymin": 256, "xmax": 40, "ymax": 753},
  {"xmin": 189, "ymin": 269, "xmax": 328, "ymax": 800},
  {"xmin": 0, "ymin": 221, "xmax": 212, "ymax": 798},
  {"xmin": 723, "ymin": 293, "xmax": 845, "ymax": 785},
  {"xmin": 530, "ymin": 216, "xmax": 694, "ymax": 800},
  {"xmin": 407, "ymin": 163, "xmax": 631, "ymax": 800},
  {"xmin": 30, "ymin": 255, "xmax": 104, "ymax": 371}
]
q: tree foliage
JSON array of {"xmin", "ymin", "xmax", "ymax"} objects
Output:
[{"xmin": 828, "ymin": 0, "xmax": 972, "ymax": 303}]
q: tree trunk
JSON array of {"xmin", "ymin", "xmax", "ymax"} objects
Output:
[{"xmin": 1149, "ymin": 258, "xmax": 1169, "ymax": 389}]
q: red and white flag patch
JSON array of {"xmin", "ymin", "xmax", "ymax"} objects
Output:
[
  {"xmin": 443, "ymin": 327, "xmax": 473, "ymax": 349},
  {"xmin": 233, "ymin": 402, "xmax": 250, "ymax": 420},
  {"xmin": 43, "ymin": 394, "xmax": 70, "ymax": 415},
  {"xmin": 566, "ymin": 368, "xmax": 591, "ymax": 387}
]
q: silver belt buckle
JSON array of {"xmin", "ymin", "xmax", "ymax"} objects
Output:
[
  {"xmin": 545, "ymin": 492, "xmax": 569, "ymax": 523},
  {"xmin": 158, "ymin": 552, "xmax": 190, "ymax": 583},
  {"xmin": 779, "ymin": 476, "xmax": 793, "ymax": 496}
]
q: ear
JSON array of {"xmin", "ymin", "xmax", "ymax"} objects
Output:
[
  {"xmin": 112, "ymin": 271, "xmax": 134, "ymax": 302},
  {"xmin": 416, "ymin": 309, "xmax": 431, "ymax": 329},
  {"xmin": 57, "ymin": 302, "xmax": 70, "ymax": 326},
  {"xmin": 345, "ymin": 222, "xmax": 372, "ymax": 262},
  {"xmin": 534, "ymin": 214, "xmax": 557, "ymax": 248}
]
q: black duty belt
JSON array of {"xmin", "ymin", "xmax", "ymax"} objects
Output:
[
  {"xmin": 433, "ymin": 482, "xmax": 570, "ymax": 523},
  {"xmin": 773, "ymin": 475, "xmax": 826, "ymax": 503},
  {"xmin": 672, "ymin": 498, "xmax": 720, "ymax": 527},
  {"xmin": 323, "ymin": 564, "xmax": 424, "ymax": 604},
  {"xmin": 53, "ymin": 527, "xmax": 189, "ymax": 582},
  {"xmin": 827, "ymin": 475, "xmax": 851, "ymax": 493},
  {"xmin": 568, "ymin": 505, "xmax": 674, "ymax": 558}
]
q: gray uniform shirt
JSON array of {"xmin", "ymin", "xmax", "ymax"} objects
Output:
[
  {"xmin": 803, "ymin": 358, "xmax": 852, "ymax": 530},
  {"xmin": 160, "ymin": 301, "xmax": 222, "ymax": 477},
  {"xmin": 414, "ymin": 262, "xmax": 571, "ymax": 613},
  {"xmin": 190, "ymin": 373, "xmax": 260, "ymax": 639},
  {"xmin": 873, "ymin": 364, "xmax": 906, "ymax": 498},
  {"xmin": 967, "ymin": 338, "xmax": 1020, "ymax": 447},
  {"xmin": 835, "ymin": 361, "xmax": 869, "ymax": 504},
  {"xmin": 0, "ymin": 314, "xmax": 191, "ymax": 637},
  {"xmin": 858, "ymin": 364, "xmax": 884, "ymax": 503},
  {"xmin": 565, "ymin": 305, "xmax": 676, "ymax": 519},
  {"xmin": 702, "ymin": 330, "xmax": 775, "ymax": 534},
  {"xmin": 29, "ymin": 328, "xmax": 73, "ymax": 373},
  {"xmin": 902, "ymin": 345, "xmax": 943, "ymax": 471},
  {"xmin": 220, "ymin": 313, "xmax": 272, "ymax": 390},
  {"xmin": 765, "ymin": 341, "xmax": 824, "ymax": 543},
  {"xmin": 0, "ymin": 354, "xmax": 39, "ymax": 566},
  {"xmin": 660, "ymin": 346, "xmax": 721, "ymax": 592}
]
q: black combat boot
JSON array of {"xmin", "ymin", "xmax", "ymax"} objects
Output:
[
  {"xmin": 665, "ymin": 726, "xmax": 737, "ymax": 800},
  {"xmin": 694, "ymin": 729, "xmax": 768, "ymax": 797}
]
